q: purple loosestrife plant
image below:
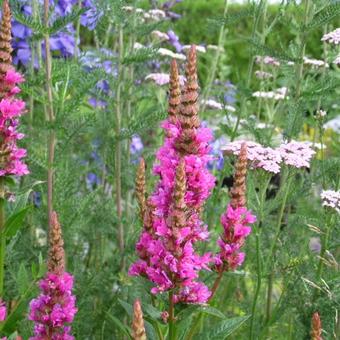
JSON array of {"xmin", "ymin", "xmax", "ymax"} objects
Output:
[
  {"xmin": 211, "ymin": 144, "xmax": 256, "ymax": 299},
  {"xmin": 129, "ymin": 47, "xmax": 215, "ymax": 305},
  {"xmin": 28, "ymin": 212, "xmax": 77, "ymax": 340},
  {"xmin": 0, "ymin": 0, "xmax": 29, "ymax": 300}
]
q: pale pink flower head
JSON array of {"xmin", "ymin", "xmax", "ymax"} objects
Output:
[
  {"xmin": 320, "ymin": 190, "xmax": 340, "ymax": 213},
  {"xmin": 278, "ymin": 141, "xmax": 315, "ymax": 168},
  {"xmin": 145, "ymin": 73, "xmax": 186, "ymax": 86},
  {"xmin": 222, "ymin": 140, "xmax": 282, "ymax": 174},
  {"xmin": 321, "ymin": 28, "xmax": 340, "ymax": 45}
]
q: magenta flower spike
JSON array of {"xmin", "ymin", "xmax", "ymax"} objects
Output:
[
  {"xmin": 0, "ymin": 0, "xmax": 28, "ymax": 177},
  {"xmin": 129, "ymin": 47, "xmax": 215, "ymax": 304},
  {"xmin": 28, "ymin": 212, "xmax": 77, "ymax": 340},
  {"xmin": 214, "ymin": 144, "xmax": 256, "ymax": 273}
]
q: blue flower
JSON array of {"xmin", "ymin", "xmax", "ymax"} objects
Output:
[{"xmin": 86, "ymin": 172, "xmax": 101, "ymax": 190}]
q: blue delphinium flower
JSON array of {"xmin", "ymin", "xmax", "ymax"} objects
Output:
[
  {"xmin": 86, "ymin": 172, "xmax": 101, "ymax": 190},
  {"xmin": 80, "ymin": 48, "xmax": 116, "ymax": 108},
  {"xmin": 167, "ymin": 30, "xmax": 182, "ymax": 52},
  {"xmin": 130, "ymin": 135, "xmax": 144, "ymax": 155},
  {"xmin": 6, "ymin": 0, "xmax": 99, "ymax": 65},
  {"xmin": 208, "ymin": 138, "xmax": 227, "ymax": 171},
  {"xmin": 33, "ymin": 191, "xmax": 42, "ymax": 208}
]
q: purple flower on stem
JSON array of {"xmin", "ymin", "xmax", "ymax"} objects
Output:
[
  {"xmin": 129, "ymin": 47, "xmax": 215, "ymax": 304},
  {"xmin": 0, "ymin": 299, "xmax": 6, "ymax": 321},
  {"xmin": 28, "ymin": 212, "xmax": 77, "ymax": 339},
  {"xmin": 0, "ymin": 69, "xmax": 29, "ymax": 177}
]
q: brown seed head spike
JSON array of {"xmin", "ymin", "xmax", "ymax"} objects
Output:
[
  {"xmin": 143, "ymin": 198, "xmax": 156, "ymax": 233},
  {"xmin": 0, "ymin": 0, "xmax": 13, "ymax": 77},
  {"xmin": 132, "ymin": 299, "xmax": 147, "ymax": 340},
  {"xmin": 168, "ymin": 59, "xmax": 181, "ymax": 124},
  {"xmin": 172, "ymin": 159, "xmax": 186, "ymax": 229},
  {"xmin": 179, "ymin": 45, "xmax": 200, "ymax": 129},
  {"xmin": 135, "ymin": 158, "xmax": 146, "ymax": 222},
  {"xmin": 230, "ymin": 143, "xmax": 248, "ymax": 209},
  {"xmin": 311, "ymin": 312, "xmax": 323, "ymax": 340},
  {"xmin": 175, "ymin": 45, "xmax": 200, "ymax": 155},
  {"xmin": 47, "ymin": 211, "xmax": 65, "ymax": 275}
]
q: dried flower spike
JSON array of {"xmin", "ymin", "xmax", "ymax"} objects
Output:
[
  {"xmin": 168, "ymin": 59, "xmax": 181, "ymax": 123},
  {"xmin": 311, "ymin": 312, "xmax": 323, "ymax": 340},
  {"xmin": 135, "ymin": 158, "xmax": 146, "ymax": 221},
  {"xmin": 171, "ymin": 159, "xmax": 186, "ymax": 228},
  {"xmin": 0, "ymin": 0, "xmax": 12, "ymax": 78},
  {"xmin": 230, "ymin": 143, "xmax": 248, "ymax": 209},
  {"xmin": 176, "ymin": 45, "xmax": 200, "ymax": 154},
  {"xmin": 132, "ymin": 299, "xmax": 147, "ymax": 340},
  {"xmin": 47, "ymin": 211, "xmax": 65, "ymax": 275}
]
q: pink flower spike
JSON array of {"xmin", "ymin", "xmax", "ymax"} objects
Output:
[
  {"xmin": 4, "ymin": 69, "xmax": 24, "ymax": 85},
  {"xmin": 0, "ymin": 299, "xmax": 6, "ymax": 321},
  {"xmin": 215, "ymin": 204, "xmax": 256, "ymax": 271},
  {"xmin": 0, "ymin": 66, "xmax": 28, "ymax": 178}
]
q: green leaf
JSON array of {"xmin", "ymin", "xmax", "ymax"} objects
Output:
[
  {"xmin": 305, "ymin": 3, "xmax": 340, "ymax": 30},
  {"xmin": 9, "ymin": 181, "xmax": 44, "ymax": 214},
  {"xmin": 118, "ymin": 299, "xmax": 133, "ymax": 316},
  {"xmin": 105, "ymin": 313, "xmax": 133, "ymax": 339},
  {"xmin": 17, "ymin": 264, "xmax": 29, "ymax": 295},
  {"xmin": 200, "ymin": 306, "xmax": 226, "ymax": 319},
  {"xmin": 3, "ymin": 206, "xmax": 31, "ymax": 238},
  {"xmin": 196, "ymin": 315, "xmax": 250, "ymax": 340}
]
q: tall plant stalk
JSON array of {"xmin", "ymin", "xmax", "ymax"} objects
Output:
[
  {"xmin": 201, "ymin": 0, "xmax": 229, "ymax": 113},
  {"xmin": 231, "ymin": 0, "xmax": 266, "ymax": 140},
  {"xmin": 265, "ymin": 169, "xmax": 293, "ymax": 322},
  {"xmin": 44, "ymin": 0, "xmax": 56, "ymax": 230},
  {"xmin": 115, "ymin": 25, "xmax": 125, "ymax": 269},
  {"xmin": 0, "ymin": 177, "xmax": 5, "ymax": 297},
  {"xmin": 168, "ymin": 290, "xmax": 175, "ymax": 340},
  {"xmin": 249, "ymin": 176, "xmax": 270, "ymax": 340}
]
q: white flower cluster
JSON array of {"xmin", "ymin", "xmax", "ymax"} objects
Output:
[
  {"xmin": 321, "ymin": 190, "xmax": 340, "ymax": 213},
  {"xmin": 122, "ymin": 6, "xmax": 166, "ymax": 22},
  {"xmin": 145, "ymin": 73, "xmax": 186, "ymax": 86},
  {"xmin": 321, "ymin": 28, "xmax": 340, "ymax": 45},
  {"xmin": 255, "ymin": 55, "xmax": 280, "ymax": 67},
  {"xmin": 182, "ymin": 45, "xmax": 206, "ymax": 53},
  {"xmin": 333, "ymin": 54, "xmax": 340, "ymax": 66},
  {"xmin": 324, "ymin": 115, "xmax": 340, "ymax": 134},
  {"xmin": 158, "ymin": 47, "xmax": 186, "ymax": 60},
  {"xmin": 303, "ymin": 57, "xmax": 329, "ymax": 68},
  {"xmin": 201, "ymin": 99, "xmax": 236, "ymax": 112},
  {"xmin": 255, "ymin": 70, "xmax": 273, "ymax": 79},
  {"xmin": 252, "ymin": 87, "xmax": 288, "ymax": 100}
]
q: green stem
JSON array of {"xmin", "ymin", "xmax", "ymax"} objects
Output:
[
  {"xmin": 201, "ymin": 0, "xmax": 229, "ymax": 113},
  {"xmin": 249, "ymin": 176, "xmax": 269, "ymax": 340},
  {"xmin": 249, "ymin": 230, "xmax": 262, "ymax": 340},
  {"xmin": 316, "ymin": 214, "xmax": 333, "ymax": 280},
  {"xmin": 265, "ymin": 170, "xmax": 293, "ymax": 322},
  {"xmin": 294, "ymin": 0, "xmax": 311, "ymax": 103},
  {"xmin": 75, "ymin": 0, "xmax": 82, "ymax": 59},
  {"xmin": 0, "ymin": 178, "xmax": 5, "ymax": 297},
  {"xmin": 44, "ymin": 0, "xmax": 56, "ymax": 230},
  {"xmin": 209, "ymin": 270, "xmax": 224, "ymax": 301},
  {"xmin": 115, "ymin": 26, "xmax": 125, "ymax": 270},
  {"xmin": 168, "ymin": 290, "xmax": 175, "ymax": 340},
  {"xmin": 231, "ymin": 0, "xmax": 266, "ymax": 141}
]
